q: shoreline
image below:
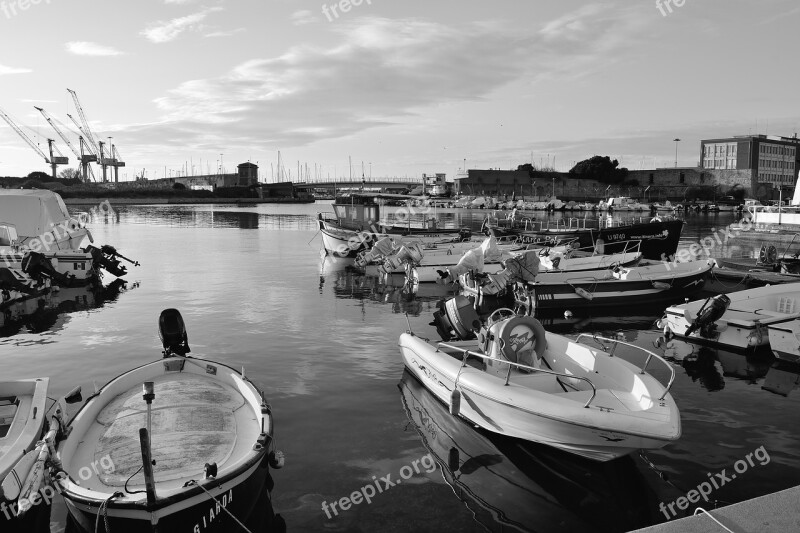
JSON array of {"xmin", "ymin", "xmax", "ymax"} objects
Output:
[{"xmin": 63, "ymin": 197, "xmax": 315, "ymax": 205}]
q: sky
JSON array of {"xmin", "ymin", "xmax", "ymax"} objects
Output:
[{"xmin": 0, "ymin": 0, "xmax": 798, "ymax": 182}]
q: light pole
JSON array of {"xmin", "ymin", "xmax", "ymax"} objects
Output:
[
  {"xmin": 552, "ymin": 177, "xmax": 556, "ymax": 198},
  {"xmin": 673, "ymin": 138, "xmax": 681, "ymax": 168}
]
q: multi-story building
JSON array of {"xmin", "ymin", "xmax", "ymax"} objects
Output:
[{"xmin": 701, "ymin": 135, "xmax": 800, "ymax": 189}]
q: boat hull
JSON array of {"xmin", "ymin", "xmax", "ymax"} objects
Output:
[
  {"xmin": 508, "ymin": 219, "xmax": 684, "ymax": 261},
  {"xmin": 399, "ymin": 333, "xmax": 679, "ymax": 462},
  {"xmin": 63, "ymin": 458, "xmax": 273, "ymax": 533}
]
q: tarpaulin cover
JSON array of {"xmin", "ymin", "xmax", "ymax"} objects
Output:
[{"xmin": 0, "ymin": 190, "xmax": 71, "ymax": 239}]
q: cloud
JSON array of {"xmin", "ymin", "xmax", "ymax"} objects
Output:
[
  {"xmin": 142, "ymin": 7, "xmax": 224, "ymax": 43},
  {"xmin": 291, "ymin": 10, "xmax": 316, "ymax": 26},
  {"xmin": 0, "ymin": 64, "xmax": 32, "ymax": 75},
  {"xmin": 65, "ymin": 41, "xmax": 124, "ymax": 56},
  {"xmin": 205, "ymin": 28, "xmax": 246, "ymax": 38},
  {"xmin": 124, "ymin": 12, "xmax": 656, "ymax": 153}
]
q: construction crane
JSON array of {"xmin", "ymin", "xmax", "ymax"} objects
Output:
[
  {"xmin": 67, "ymin": 89, "xmax": 127, "ymax": 183},
  {"xmin": 0, "ymin": 106, "xmax": 68, "ymax": 179},
  {"xmin": 35, "ymin": 106, "xmax": 97, "ymax": 182}
]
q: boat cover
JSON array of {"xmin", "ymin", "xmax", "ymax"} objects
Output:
[{"xmin": 0, "ymin": 190, "xmax": 72, "ymax": 239}]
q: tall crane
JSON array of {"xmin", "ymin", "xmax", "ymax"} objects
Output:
[
  {"xmin": 35, "ymin": 106, "xmax": 97, "ymax": 182},
  {"xmin": 67, "ymin": 88, "xmax": 115, "ymax": 182},
  {"xmin": 0, "ymin": 106, "xmax": 68, "ymax": 179}
]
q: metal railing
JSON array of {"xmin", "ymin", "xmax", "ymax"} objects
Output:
[
  {"xmin": 574, "ymin": 334, "xmax": 676, "ymax": 400},
  {"xmin": 437, "ymin": 342, "xmax": 599, "ymax": 408}
]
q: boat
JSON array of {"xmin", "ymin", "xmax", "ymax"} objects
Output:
[
  {"xmin": 398, "ymin": 372, "xmax": 658, "ymax": 532},
  {"xmin": 659, "ymin": 284, "xmax": 800, "ymax": 350},
  {"xmin": 317, "ymin": 193, "xmax": 472, "ymax": 257},
  {"xmin": 53, "ymin": 309, "xmax": 284, "ymax": 532},
  {"xmin": 606, "ymin": 197, "xmax": 650, "ymax": 212},
  {"xmin": 0, "ymin": 191, "xmax": 138, "ymax": 284},
  {"xmin": 767, "ymin": 319, "xmax": 800, "ymax": 363},
  {"xmin": 0, "ymin": 377, "xmax": 50, "ymax": 528},
  {"xmin": 398, "ymin": 311, "xmax": 681, "ymax": 461},
  {"xmin": 486, "ymin": 215, "xmax": 684, "ymax": 261},
  {"xmin": 461, "ymin": 259, "xmax": 714, "ymax": 312}
]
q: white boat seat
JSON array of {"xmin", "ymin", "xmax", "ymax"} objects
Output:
[
  {"xmin": 0, "ymin": 404, "xmax": 17, "ymax": 420},
  {"xmin": 94, "ymin": 373, "xmax": 244, "ymax": 487}
]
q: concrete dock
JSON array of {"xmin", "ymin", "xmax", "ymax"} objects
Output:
[{"xmin": 629, "ymin": 485, "xmax": 800, "ymax": 533}]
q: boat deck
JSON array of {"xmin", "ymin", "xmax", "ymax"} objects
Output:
[{"xmin": 73, "ymin": 372, "xmax": 258, "ymax": 492}]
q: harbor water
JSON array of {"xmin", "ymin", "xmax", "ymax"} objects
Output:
[{"xmin": 4, "ymin": 203, "xmax": 799, "ymax": 532}]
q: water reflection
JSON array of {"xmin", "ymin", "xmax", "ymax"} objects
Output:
[
  {"xmin": 0, "ymin": 279, "xmax": 132, "ymax": 342},
  {"xmin": 318, "ymin": 255, "xmax": 457, "ymax": 315},
  {"xmin": 399, "ymin": 372, "xmax": 660, "ymax": 533}
]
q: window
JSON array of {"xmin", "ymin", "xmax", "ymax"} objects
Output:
[
  {"xmin": 679, "ymin": 172, "xmax": 685, "ymax": 184},
  {"xmin": 649, "ymin": 173, "xmax": 654, "ymax": 184}
]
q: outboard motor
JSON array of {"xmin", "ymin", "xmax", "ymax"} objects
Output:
[
  {"xmin": 159, "ymin": 308, "xmax": 191, "ymax": 356},
  {"xmin": 21, "ymin": 252, "xmax": 72, "ymax": 285},
  {"xmin": 85, "ymin": 245, "xmax": 139, "ymax": 278},
  {"xmin": 0, "ymin": 267, "xmax": 37, "ymax": 295},
  {"xmin": 685, "ymin": 294, "xmax": 731, "ymax": 337},
  {"xmin": 431, "ymin": 295, "xmax": 481, "ymax": 341}
]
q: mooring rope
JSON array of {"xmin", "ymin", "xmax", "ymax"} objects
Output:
[
  {"xmin": 185, "ymin": 480, "xmax": 253, "ymax": 533},
  {"xmin": 95, "ymin": 492, "xmax": 123, "ymax": 533}
]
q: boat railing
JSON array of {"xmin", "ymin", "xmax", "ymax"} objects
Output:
[
  {"xmin": 574, "ymin": 334, "xmax": 675, "ymax": 399},
  {"xmin": 437, "ymin": 342, "xmax": 599, "ymax": 408}
]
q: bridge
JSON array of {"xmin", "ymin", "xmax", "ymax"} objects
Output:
[{"xmin": 292, "ymin": 178, "xmax": 421, "ymax": 194}]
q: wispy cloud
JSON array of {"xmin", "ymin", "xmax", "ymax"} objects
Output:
[
  {"xmin": 142, "ymin": 7, "xmax": 224, "ymax": 43},
  {"xmin": 20, "ymin": 99, "xmax": 57, "ymax": 103},
  {"xmin": 65, "ymin": 41, "xmax": 124, "ymax": 56},
  {"xmin": 205, "ymin": 27, "xmax": 246, "ymax": 38},
  {"xmin": 291, "ymin": 10, "xmax": 316, "ymax": 26},
  {"xmin": 0, "ymin": 64, "xmax": 32, "ymax": 75}
]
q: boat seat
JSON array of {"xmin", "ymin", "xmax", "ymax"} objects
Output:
[{"xmin": 94, "ymin": 373, "xmax": 244, "ymax": 487}]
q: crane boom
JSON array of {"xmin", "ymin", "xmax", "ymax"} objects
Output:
[
  {"xmin": 35, "ymin": 106, "xmax": 80, "ymax": 159},
  {"xmin": 67, "ymin": 88, "xmax": 100, "ymax": 153},
  {"xmin": 0, "ymin": 106, "xmax": 51, "ymax": 162},
  {"xmin": 66, "ymin": 113, "xmax": 97, "ymax": 156}
]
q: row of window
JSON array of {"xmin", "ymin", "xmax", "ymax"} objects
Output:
[
  {"xmin": 759, "ymin": 143, "xmax": 796, "ymax": 157},
  {"xmin": 758, "ymin": 173, "xmax": 795, "ymax": 183},
  {"xmin": 759, "ymin": 159, "xmax": 796, "ymax": 171},
  {"xmin": 703, "ymin": 158, "xmax": 737, "ymax": 170},
  {"xmin": 704, "ymin": 143, "xmax": 737, "ymax": 157}
]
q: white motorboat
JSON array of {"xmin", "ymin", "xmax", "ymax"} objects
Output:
[
  {"xmin": 53, "ymin": 309, "xmax": 284, "ymax": 532},
  {"xmin": 399, "ymin": 311, "xmax": 680, "ymax": 461},
  {"xmin": 606, "ymin": 197, "xmax": 650, "ymax": 212},
  {"xmin": 0, "ymin": 192, "xmax": 137, "ymax": 284},
  {"xmin": 659, "ymin": 284, "xmax": 800, "ymax": 350}
]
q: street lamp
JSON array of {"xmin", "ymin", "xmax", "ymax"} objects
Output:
[{"xmin": 673, "ymin": 138, "xmax": 681, "ymax": 168}]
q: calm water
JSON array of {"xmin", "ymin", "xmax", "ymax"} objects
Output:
[{"xmin": 4, "ymin": 203, "xmax": 799, "ymax": 533}]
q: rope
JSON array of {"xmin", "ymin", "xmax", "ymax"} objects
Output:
[
  {"xmin": 710, "ymin": 269, "xmax": 749, "ymax": 290},
  {"xmin": 95, "ymin": 492, "xmax": 123, "ymax": 533},
  {"xmin": 186, "ymin": 480, "xmax": 253, "ymax": 533},
  {"xmin": 693, "ymin": 508, "xmax": 735, "ymax": 532}
]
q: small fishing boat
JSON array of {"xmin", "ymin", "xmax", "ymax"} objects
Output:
[
  {"xmin": 54, "ymin": 309, "xmax": 283, "ymax": 532},
  {"xmin": 660, "ymin": 284, "xmax": 800, "ymax": 350},
  {"xmin": 0, "ymin": 377, "xmax": 50, "ymax": 528},
  {"xmin": 317, "ymin": 193, "xmax": 472, "ymax": 257},
  {"xmin": 486, "ymin": 215, "xmax": 684, "ymax": 261},
  {"xmin": 462, "ymin": 260, "xmax": 714, "ymax": 311},
  {"xmin": 399, "ymin": 311, "xmax": 681, "ymax": 461}
]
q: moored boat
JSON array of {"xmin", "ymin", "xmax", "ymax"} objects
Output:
[
  {"xmin": 399, "ymin": 311, "xmax": 681, "ymax": 461},
  {"xmin": 661, "ymin": 284, "xmax": 800, "ymax": 350},
  {"xmin": 53, "ymin": 309, "xmax": 284, "ymax": 532},
  {"xmin": 0, "ymin": 377, "xmax": 50, "ymax": 530},
  {"xmin": 462, "ymin": 259, "xmax": 714, "ymax": 312},
  {"xmin": 487, "ymin": 216, "xmax": 684, "ymax": 261}
]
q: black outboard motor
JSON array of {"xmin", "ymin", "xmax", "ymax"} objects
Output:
[
  {"xmin": 85, "ymin": 245, "xmax": 139, "ymax": 278},
  {"xmin": 159, "ymin": 308, "xmax": 191, "ymax": 356},
  {"xmin": 685, "ymin": 294, "xmax": 731, "ymax": 337},
  {"xmin": 0, "ymin": 267, "xmax": 37, "ymax": 295},
  {"xmin": 21, "ymin": 252, "xmax": 73, "ymax": 285},
  {"xmin": 431, "ymin": 296, "xmax": 481, "ymax": 341}
]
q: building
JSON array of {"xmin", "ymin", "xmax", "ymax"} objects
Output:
[
  {"xmin": 132, "ymin": 162, "xmax": 260, "ymax": 189},
  {"xmin": 701, "ymin": 135, "xmax": 800, "ymax": 191}
]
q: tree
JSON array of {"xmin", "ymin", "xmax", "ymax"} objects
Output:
[
  {"xmin": 27, "ymin": 171, "xmax": 53, "ymax": 182},
  {"xmin": 568, "ymin": 156, "xmax": 629, "ymax": 184},
  {"xmin": 59, "ymin": 168, "xmax": 82, "ymax": 181}
]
